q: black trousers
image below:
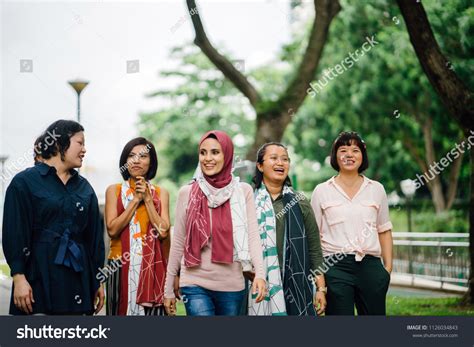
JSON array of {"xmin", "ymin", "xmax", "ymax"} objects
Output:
[{"xmin": 325, "ymin": 254, "xmax": 390, "ymax": 315}]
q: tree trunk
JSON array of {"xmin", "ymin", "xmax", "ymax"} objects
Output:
[
  {"xmin": 446, "ymin": 147, "xmax": 464, "ymax": 210},
  {"xmin": 186, "ymin": 0, "xmax": 341, "ymax": 160},
  {"xmin": 246, "ymin": 111, "xmax": 291, "ymax": 160},
  {"xmin": 466, "ymin": 148, "xmax": 474, "ymax": 304},
  {"xmin": 397, "ymin": 0, "xmax": 474, "ymax": 304}
]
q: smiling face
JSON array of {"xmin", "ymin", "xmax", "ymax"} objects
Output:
[
  {"xmin": 126, "ymin": 144, "xmax": 151, "ymax": 179},
  {"xmin": 257, "ymin": 145, "xmax": 290, "ymax": 186},
  {"xmin": 336, "ymin": 140, "xmax": 363, "ymax": 173},
  {"xmin": 199, "ymin": 138, "xmax": 225, "ymax": 176},
  {"xmin": 64, "ymin": 131, "xmax": 86, "ymax": 169}
]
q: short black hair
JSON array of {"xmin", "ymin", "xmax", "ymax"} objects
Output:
[
  {"xmin": 33, "ymin": 135, "xmax": 43, "ymax": 163},
  {"xmin": 330, "ymin": 131, "xmax": 369, "ymax": 173},
  {"xmin": 252, "ymin": 142, "xmax": 292, "ymax": 189},
  {"xmin": 119, "ymin": 137, "xmax": 158, "ymax": 181},
  {"xmin": 36, "ymin": 119, "xmax": 84, "ymax": 161}
]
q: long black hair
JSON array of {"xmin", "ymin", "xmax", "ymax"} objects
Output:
[{"xmin": 252, "ymin": 142, "xmax": 292, "ymax": 189}]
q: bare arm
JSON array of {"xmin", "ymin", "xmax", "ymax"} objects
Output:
[
  {"xmin": 378, "ymin": 230, "xmax": 393, "ymax": 273},
  {"xmin": 104, "ymin": 184, "xmax": 140, "ymax": 238},
  {"xmin": 144, "ymin": 186, "xmax": 170, "ymax": 237}
]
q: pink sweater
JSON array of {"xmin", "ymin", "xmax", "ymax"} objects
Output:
[{"xmin": 164, "ymin": 182, "xmax": 265, "ymax": 298}]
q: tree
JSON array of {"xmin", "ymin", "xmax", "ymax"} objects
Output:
[
  {"xmin": 185, "ymin": 0, "xmax": 341, "ymax": 159},
  {"xmin": 395, "ymin": 0, "xmax": 474, "ymax": 303},
  {"xmin": 283, "ymin": 0, "xmax": 470, "ymax": 213}
]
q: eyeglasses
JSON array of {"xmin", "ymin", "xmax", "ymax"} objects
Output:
[{"xmin": 263, "ymin": 155, "xmax": 291, "ymax": 164}]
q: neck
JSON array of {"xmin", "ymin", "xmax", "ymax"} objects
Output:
[
  {"xmin": 337, "ymin": 170, "xmax": 360, "ymax": 181},
  {"xmin": 43, "ymin": 156, "xmax": 72, "ymax": 181},
  {"xmin": 263, "ymin": 178, "xmax": 283, "ymax": 197}
]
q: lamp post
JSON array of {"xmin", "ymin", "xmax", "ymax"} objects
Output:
[
  {"xmin": 400, "ymin": 179, "xmax": 417, "ymax": 232},
  {"xmin": 68, "ymin": 79, "xmax": 89, "ymax": 123},
  {"xmin": 0, "ymin": 155, "xmax": 8, "ymax": 231},
  {"xmin": 400, "ymin": 178, "xmax": 417, "ymax": 281}
]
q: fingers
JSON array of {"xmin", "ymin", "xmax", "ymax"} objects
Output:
[
  {"xmin": 256, "ymin": 283, "xmax": 266, "ymax": 303},
  {"xmin": 314, "ymin": 295, "xmax": 326, "ymax": 315},
  {"xmin": 23, "ymin": 296, "xmax": 33, "ymax": 314},
  {"xmin": 93, "ymin": 286, "xmax": 105, "ymax": 314},
  {"xmin": 252, "ymin": 281, "xmax": 266, "ymax": 303},
  {"xmin": 164, "ymin": 299, "xmax": 177, "ymax": 316},
  {"xmin": 95, "ymin": 292, "xmax": 105, "ymax": 314}
]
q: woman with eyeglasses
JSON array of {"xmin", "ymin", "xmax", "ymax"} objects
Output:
[
  {"xmin": 246, "ymin": 142, "xmax": 326, "ymax": 316},
  {"xmin": 163, "ymin": 130, "xmax": 266, "ymax": 316},
  {"xmin": 311, "ymin": 131, "xmax": 393, "ymax": 315}
]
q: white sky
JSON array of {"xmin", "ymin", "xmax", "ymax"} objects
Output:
[{"xmin": 1, "ymin": 0, "xmax": 294, "ymax": 203}]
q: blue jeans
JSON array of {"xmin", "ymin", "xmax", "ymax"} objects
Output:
[{"xmin": 180, "ymin": 286, "xmax": 245, "ymax": 316}]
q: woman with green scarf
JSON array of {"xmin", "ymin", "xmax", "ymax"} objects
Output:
[{"xmin": 246, "ymin": 142, "xmax": 326, "ymax": 316}]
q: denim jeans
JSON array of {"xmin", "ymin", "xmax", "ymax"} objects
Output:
[{"xmin": 180, "ymin": 286, "xmax": 245, "ymax": 316}]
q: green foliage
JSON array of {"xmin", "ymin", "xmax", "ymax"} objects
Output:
[
  {"xmin": 138, "ymin": 1, "xmax": 472, "ymax": 217},
  {"xmin": 139, "ymin": 45, "xmax": 255, "ymax": 187},
  {"xmin": 283, "ymin": 0, "xmax": 472, "ymax": 202},
  {"xmin": 386, "ymin": 296, "xmax": 474, "ymax": 316}
]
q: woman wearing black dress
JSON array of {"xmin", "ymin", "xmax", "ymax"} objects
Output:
[{"xmin": 2, "ymin": 119, "xmax": 105, "ymax": 315}]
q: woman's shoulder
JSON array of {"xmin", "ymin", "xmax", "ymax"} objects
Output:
[
  {"xmin": 238, "ymin": 181, "xmax": 253, "ymax": 194},
  {"xmin": 364, "ymin": 176, "xmax": 386, "ymax": 192},
  {"xmin": 312, "ymin": 178, "xmax": 333, "ymax": 194},
  {"xmin": 177, "ymin": 183, "xmax": 193, "ymax": 198}
]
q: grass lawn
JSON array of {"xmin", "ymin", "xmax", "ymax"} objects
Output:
[{"xmin": 386, "ymin": 295, "xmax": 474, "ymax": 316}]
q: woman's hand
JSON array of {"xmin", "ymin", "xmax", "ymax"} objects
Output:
[
  {"xmin": 313, "ymin": 291, "xmax": 327, "ymax": 315},
  {"xmin": 144, "ymin": 180, "xmax": 153, "ymax": 203},
  {"xmin": 94, "ymin": 284, "xmax": 105, "ymax": 314},
  {"xmin": 251, "ymin": 278, "xmax": 266, "ymax": 303},
  {"xmin": 13, "ymin": 274, "xmax": 34, "ymax": 314},
  {"xmin": 135, "ymin": 176, "xmax": 146, "ymax": 202},
  {"xmin": 164, "ymin": 297, "xmax": 177, "ymax": 316},
  {"xmin": 152, "ymin": 223, "xmax": 169, "ymax": 241},
  {"xmin": 173, "ymin": 276, "xmax": 181, "ymax": 299}
]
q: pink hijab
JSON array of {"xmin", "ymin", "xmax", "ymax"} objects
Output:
[{"xmin": 184, "ymin": 130, "xmax": 235, "ymax": 267}]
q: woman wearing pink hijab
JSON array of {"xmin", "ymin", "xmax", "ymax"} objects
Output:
[{"xmin": 163, "ymin": 130, "xmax": 266, "ymax": 316}]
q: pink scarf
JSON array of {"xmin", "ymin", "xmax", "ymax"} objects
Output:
[{"xmin": 184, "ymin": 130, "xmax": 235, "ymax": 267}]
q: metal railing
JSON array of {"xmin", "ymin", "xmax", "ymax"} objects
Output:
[{"xmin": 392, "ymin": 232, "xmax": 470, "ymax": 288}]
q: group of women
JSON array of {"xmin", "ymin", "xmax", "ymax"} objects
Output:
[{"xmin": 2, "ymin": 119, "xmax": 393, "ymax": 316}]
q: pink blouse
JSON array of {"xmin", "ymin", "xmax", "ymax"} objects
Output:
[
  {"xmin": 310, "ymin": 176, "xmax": 392, "ymax": 261},
  {"xmin": 164, "ymin": 182, "xmax": 265, "ymax": 298}
]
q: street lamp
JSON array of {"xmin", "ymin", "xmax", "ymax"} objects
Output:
[
  {"xmin": 400, "ymin": 179, "xmax": 417, "ymax": 232},
  {"xmin": 0, "ymin": 155, "xmax": 9, "ymax": 230},
  {"xmin": 0, "ymin": 155, "xmax": 8, "ymax": 198},
  {"xmin": 68, "ymin": 79, "xmax": 89, "ymax": 123}
]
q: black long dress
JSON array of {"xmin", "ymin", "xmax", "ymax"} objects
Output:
[{"xmin": 2, "ymin": 162, "xmax": 105, "ymax": 315}]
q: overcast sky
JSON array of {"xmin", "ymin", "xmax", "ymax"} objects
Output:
[{"xmin": 1, "ymin": 0, "xmax": 294, "ymax": 203}]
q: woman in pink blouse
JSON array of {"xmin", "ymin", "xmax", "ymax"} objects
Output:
[
  {"xmin": 311, "ymin": 131, "xmax": 393, "ymax": 315},
  {"xmin": 163, "ymin": 130, "xmax": 266, "ymax": 316}
]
